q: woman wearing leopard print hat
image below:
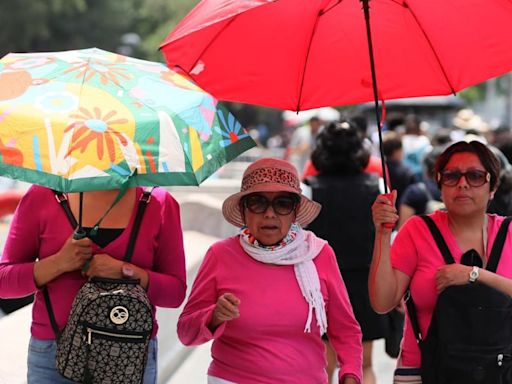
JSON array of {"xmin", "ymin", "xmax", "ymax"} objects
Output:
[{"xmin": 178, "ymin": 157, "xmax": 363, "ymax": 384}]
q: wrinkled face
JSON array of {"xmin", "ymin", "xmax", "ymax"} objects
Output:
[
  {"xmin": 241, "ymin": 191, "xmax": 298, "ymax": 246},
  {"xmin": 440, "ymin": 152, "xmax": 494, "ymax": 217}
]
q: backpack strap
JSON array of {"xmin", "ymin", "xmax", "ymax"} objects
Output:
[
  {"xmin": 43, "ymin": 286, "xmax": 61, "ymax": 339},
  {"xmin": 419, "ymin": 215, "xmax": 455, "ymax": 265},
  {"xmin": 124, "ymin": 189, "xmax": 152, "ymax": 262},
  {"xmin": 44, "ymin": 188, "xmax": 153, "ymax": 339},
  {"xmin": 406, "ymin": 215, "xmax": 512, "ymax": 345},
  {"xmin": 486, "ymin": 217, "xmax": 512, "ymax": 273},
  {"xmin": 54, "ymin": 192, "xmax": 78, "ymax": 229},
  {"xmin": 405, "ymin": 291, "xmax": 422, "ymax": 343},
  {"xmin": 406, "ymin": 215, "xmax": 455, "ymax": 344}
]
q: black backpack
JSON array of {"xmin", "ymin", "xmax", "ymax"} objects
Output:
[
  {"xmin": 45, "ymin": 190, "xmax": 153, "ymax": 384},
  {"xmin": 407, "ymin": 215, "xmax": 512, "ymax": 384}
]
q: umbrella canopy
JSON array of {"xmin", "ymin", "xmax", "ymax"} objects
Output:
[
  {"xmin": 161, "ymin": 0, "xmax": 512, "ymax": 112},
  {"xmin": 283, "ymin": 107, "xmax": 341, "ymax": 127},
  {"xmin": 0, "ymin": 48, "xmax": 255, "ymax": 192}
]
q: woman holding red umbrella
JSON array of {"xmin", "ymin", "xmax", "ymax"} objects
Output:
[{"xmin": 370, "ymin": 141, "xmax": 512, "ymax": 382}]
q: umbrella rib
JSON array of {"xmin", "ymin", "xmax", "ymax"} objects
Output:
[
  {"xmin": 295, "ymin": 0, "xmax": 344, "ymax": 111},
  {"xmin": 296, "ymin": 1, "xmax": 335, "ymax": 112},
  {"xmin": 404, "ymin": 1, "xmax": 456, "ymax": 94}
]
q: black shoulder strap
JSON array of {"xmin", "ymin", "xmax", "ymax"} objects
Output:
[
  {"xmin": 486, "ymin": 217, "xmax": 512, "ymax": 273},
  {"xmin": 44, "ymin": 188, "xmax": 153, "ymax": 339},
  {"xmin": 54, "ymin": 192, "xmax": 78, "ymax": 229},
  {"xmin": 43, "ymin": 287, "xmax": 61, "ymax": 339},
  {"xmin": 406, "ymin": 215, "xmax": 455, "ymax": 345},
  {"xmin": 406, "ymin": 215, "xmax": 512, "ymax": 345},
  {"xmin": 124, "ymin": 189, "xmax": 152, "ymax": 262},
  {"xmin": 419, "ymin": 215, "xmax": 455, "ymax": 264}
]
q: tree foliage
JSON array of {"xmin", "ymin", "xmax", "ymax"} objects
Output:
[{"xmin": 0, "ymin": 0, "xmax": 198, "ymax": 61}]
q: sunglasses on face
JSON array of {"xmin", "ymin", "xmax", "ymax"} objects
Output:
[
  {"xmin": 242, "ymin": 194, "xmax": 298, "ymax": 215},
  {"xmin": 438, "ymin": 169, "xmax": 490, "ymax": 187}
]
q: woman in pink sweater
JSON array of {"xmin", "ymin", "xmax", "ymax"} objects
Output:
[
  {"xmin": 178, "ymin": 158, "xmax": 362, "ymax": 384},
  {"xmin": 370, "ymin": 141, "xmax": 512, "ymax": 383},
  {"xmin": 0, "ymin": 186, "xmax": 186, "ymax": 383}
]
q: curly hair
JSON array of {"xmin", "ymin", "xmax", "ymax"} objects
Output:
[{"xmin": 311, "ymin": 120, "xmax": 370, "ymax": 175}]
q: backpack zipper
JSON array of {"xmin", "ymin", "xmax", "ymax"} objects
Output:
[
  {"xmin": 497, "ymin": 354, "xmax": 512, "ymax": 366},
  {"xmin": 86, "ymin": 327, "xmax": 145, "ymax": 344},
  {"xmin": 99, "ymin": 289, "xmax": 125, "ymax": 296}
]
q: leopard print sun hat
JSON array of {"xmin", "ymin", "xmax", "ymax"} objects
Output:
[{"xmin": 222, "ymin": 157, "xmax": 322, "ymax": 228}]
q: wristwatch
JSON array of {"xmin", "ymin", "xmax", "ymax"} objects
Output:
[{"xmin": 469, "ymin": 266, "xmax": 479, "ymax": 283}]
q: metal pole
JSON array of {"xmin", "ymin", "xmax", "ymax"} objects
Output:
[{"xmin": 361, "ymin": 0, "xmax": 389, "ymax": 193}]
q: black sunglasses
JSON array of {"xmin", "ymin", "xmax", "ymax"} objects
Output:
[
  {"xmin": 439, "ymin": 169, "xmax": 490, "ymax": 187},
  {"xmin": 242, "ymin": 194, "xmax": 298, "ymax": 215}
]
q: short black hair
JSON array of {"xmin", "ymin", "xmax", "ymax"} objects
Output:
[{"xmin": 382, "ymin": 132, "xmax": 402, "ymax": 158}]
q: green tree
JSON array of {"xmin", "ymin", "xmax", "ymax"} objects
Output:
[
  {"xmin": 134, "ymin": 0, "xmax": 199, "ymax": 61},
  {"xmin": 0, "ymin": 0, "xmax": 142, "ymax": 57}
]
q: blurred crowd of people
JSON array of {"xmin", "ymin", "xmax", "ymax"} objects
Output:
[{"xmin": 282, "ymin": 108, "xmax": 512, "ymax": 222}]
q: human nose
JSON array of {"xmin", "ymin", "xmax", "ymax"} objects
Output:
[
  {"xmin": 263, "ymin": 202, "xmax": 277, "ymax": 218},
  {"xmin": 456, "ymin": 173, "xmax": 469, "ymax": 188}
]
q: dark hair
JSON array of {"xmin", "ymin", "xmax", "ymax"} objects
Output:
[
  {"xmin": 311, "ymin": 120, "xmax": 370, "ymax": 175},
  {"xmin": 434, "ymin": 141, "xmax": 501, "ymax": 190},
  {"xmin": 382, "ymin": 132, "xmax": 402, "ymax": 158},
  {"xmin": 423, "ymin": 146, "xmax": 444, "ymax": 179},
  {"xmin": 350, "ymin": 114, "xmax": 368, "ymax": 136},
  {"xmin": 386, "ymin": 112, "xmax": 405, "ymax": 132}
]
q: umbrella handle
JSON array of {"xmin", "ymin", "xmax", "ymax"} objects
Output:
[
  {"xmin": 381, "ymin": 192, "xmax": 395, "ymax": 229},
  {"xmin": 73, "ymin": 229, "xmax": 87, "ymax": 240}
]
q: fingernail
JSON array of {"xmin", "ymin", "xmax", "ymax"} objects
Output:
[{"xmin": 122, "ymin": 266, "xmax": 134, "ymax": 277}]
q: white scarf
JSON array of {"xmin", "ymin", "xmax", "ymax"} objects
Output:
[{"xmin": 239, "ymin": 223, "xmax": 328, "ymax": 335}]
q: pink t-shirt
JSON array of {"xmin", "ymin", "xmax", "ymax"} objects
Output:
[
  {"xmin": 391, "ymin": 211, "xmax": 512, "ymax": 367},
  {"xmin": 178, "ymin": 236, "xmax": 363, "ymax": 384},
  {"xmin": 0, "ymin": 185, "xmax": 187, "ymax": 339}
]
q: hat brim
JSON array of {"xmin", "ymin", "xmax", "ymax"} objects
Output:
[{"xmin": 222, "ymin": 183, "xmax": 322, "ymax": 228}]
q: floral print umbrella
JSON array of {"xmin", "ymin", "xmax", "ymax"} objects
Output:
[{"xmin": 0, "ymin": 48, "xmax": 255, "ymax": 192}]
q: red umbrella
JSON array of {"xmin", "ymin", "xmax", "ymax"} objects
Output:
[
  {"xmin": 161, "ymin": 0, "xmax": 512, "ymax": 111},
  {"xmin": 161, "ymin": 0, "xmax": 512, "ymax": 189}
]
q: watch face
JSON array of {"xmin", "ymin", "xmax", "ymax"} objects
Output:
[{"xmin": 470, "ymin": 267, "xmax": 479, "ymax": 282}]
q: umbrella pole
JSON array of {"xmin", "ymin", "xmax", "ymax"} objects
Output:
[
  {"xmin": 73, "ymin": 192, "xmax": 86, "ymax": 240},
  {"xmin": 361, "ymin": 0, "xmax": 389, "ymax": 193},
  {"xmin": 79, "ymin": 192, "xmax": 83, "ymax": 229}
]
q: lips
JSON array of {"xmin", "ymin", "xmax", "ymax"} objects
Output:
[{"xmin": 260, "ymin": 225, "xmax": 279, "ymax": 231}]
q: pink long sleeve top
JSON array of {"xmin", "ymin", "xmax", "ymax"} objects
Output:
[
  {"xmin": 0, "ymin": 185, "xmax": 187, "ymax": 339},
  {"xmin": 177, "ymin": 236, "xmax": 363, "ymax": 384},
  {"xmin": 391, "ymin": 211, "xmax": 512, "ymax": 368}
]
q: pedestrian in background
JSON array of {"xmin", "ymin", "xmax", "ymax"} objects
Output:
[
  {"xmin": 288, "ymin": 116, "xmax": 323, "ymax": 174},
  {"xmin": 398, "ymin": 146, "xmax": 444, "ymax": 228},
  {"xmin": 178, "ymin": 158, "xmax": 362, "ymax": 384},
  {"xmin": 382, "ymin": 132, "xmax": 417, "ymax": 206},
  {"xmin": 305, "ymin": 121, "xmax": 387, "ymax": 384}
]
